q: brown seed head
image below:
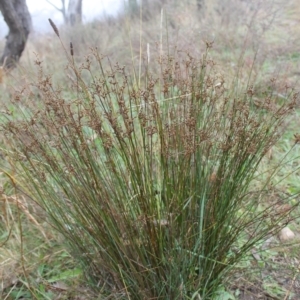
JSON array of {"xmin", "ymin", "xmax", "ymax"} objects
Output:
[
  {"xmin": 294, "ymin": 134, "xmax": 300, "ymax": 144},
  {"xmin": 48, "ymin": 19, "xmax": 59, "ymax": 37},
  {"xmin": 70, "ymin": 42, "xmax": 74, "ymax": 56}
]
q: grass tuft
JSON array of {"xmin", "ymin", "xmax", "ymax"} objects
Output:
[{"xmin": 1, "ymin": 14, "xmax": 300, "ymax": 299}]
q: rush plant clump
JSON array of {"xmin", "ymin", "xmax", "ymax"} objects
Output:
[{"xmin": 1, "ymin": 23, "xmax": 299, "ymax": 299}]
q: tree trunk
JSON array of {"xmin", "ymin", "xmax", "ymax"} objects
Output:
[
  {"xmin": 67, "ymin": 0, "xmax": 82, "ymax": 26},
  {"xmin": 45, "ymin": 0, "xmax": 67, "ymax": 24},
  {"xmin": 127, "ymin": 0, "xmax": 139, "ymax": 18},
  {"xmin": 0, "ymin": 0, "xmax": 32, "ymax": 69},
  {"xmin": 197, "ymin": 0, "xmax": 204, "ymax": 11},
  {"xmin": 61, "ymin": 0, "xmax": 67, "ymax": 24}
]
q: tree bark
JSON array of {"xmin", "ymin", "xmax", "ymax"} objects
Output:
[
  {"xmin": 0, "ymin": 0, "xmax": 32, "ymax": 69},
  {"xmin": 67, "ymin": 0, "xmax": 82, "ymax": 26}
]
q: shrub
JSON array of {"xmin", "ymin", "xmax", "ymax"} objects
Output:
[{"xmin": 1, "ymin": 30, "xmax": 299, "ymax": 299}]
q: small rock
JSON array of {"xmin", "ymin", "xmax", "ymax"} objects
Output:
[
  {"xmin": 279, "ymin": 227, "xmax": 295, "ymax": 242},
  {"xmin": 262, "ymin": 236, "xmax": 275, "ymax": 250}
]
